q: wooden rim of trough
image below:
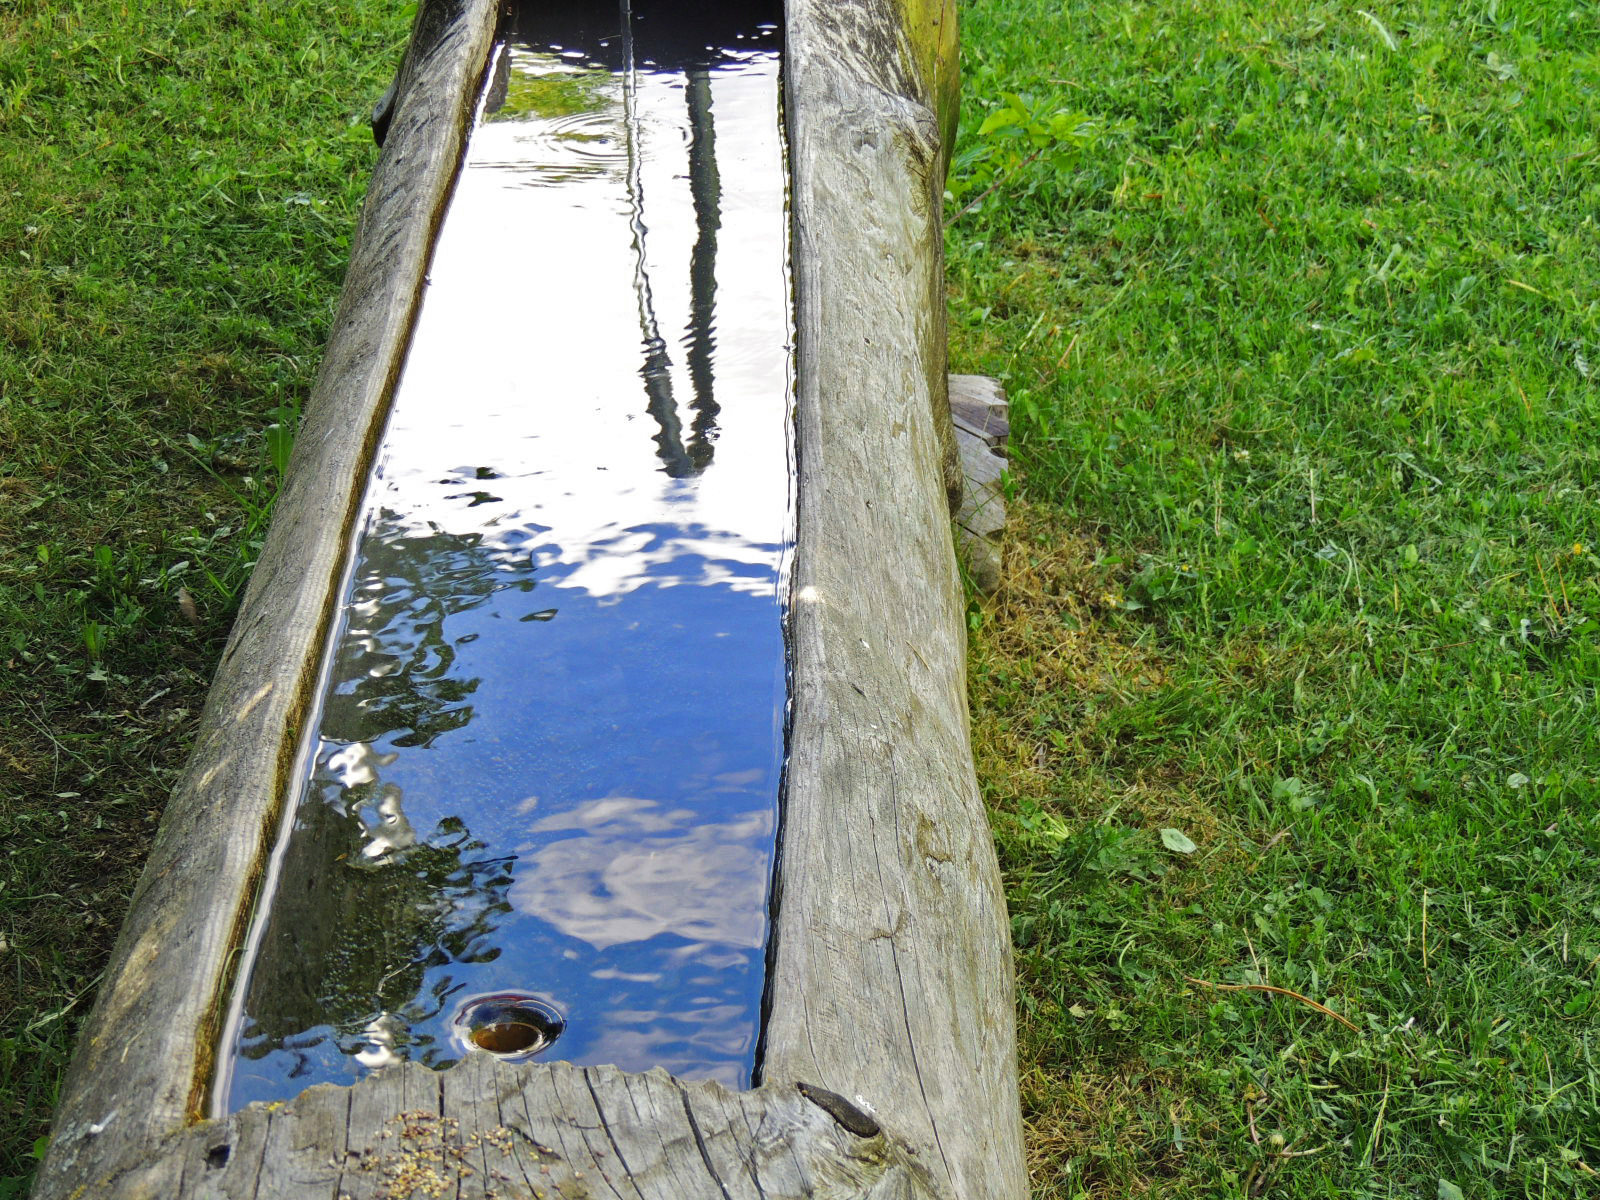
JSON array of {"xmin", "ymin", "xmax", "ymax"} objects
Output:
[{"xmin": 34, "ymin": 0, "xmax": 1026, "ymax": 1196}]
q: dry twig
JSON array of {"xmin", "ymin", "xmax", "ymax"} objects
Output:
[{"xmin": 1185, "ymin": 976, "xmax": 1361, "ymax": 1032}]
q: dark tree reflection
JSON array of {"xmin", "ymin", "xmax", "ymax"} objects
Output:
[
  {"xmin": 622, "ymin": 13, "xmax": 723, "ymax": 477},
  {"xmin": 232, "ymin": 509, "xmax": 527, "ymax": 1081},
  {"xmin": 320, "ymin": 506, "xmax": 539, "ymax": 748},
  {"xmin": 235, "ymin": 801, "xmax": 515, "ymax": 1074},
  {"xmin": 682, "ymin": 68, "xmax": 722, "ymax": 468}
]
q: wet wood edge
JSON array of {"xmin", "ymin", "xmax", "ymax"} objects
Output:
[
  {"xmin": 769, "ymin": 0, "xmax": 1028, "ymax": 1195},
  {"xmin": 31, "ymin": 1, "xmax": 503, "ymax": 1195}
]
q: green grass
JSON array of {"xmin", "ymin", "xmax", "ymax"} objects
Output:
[
  {"xmin": 949, "ymin": 0, "xmax": 1600, "ymax": 1194},
  {"xmin": 4, "ymin": 0, "xmax": 1598, "ymax": 1196},
  {"xmin": 0, "ymin": 2, "xmax": 408, "ymax": 1190}
]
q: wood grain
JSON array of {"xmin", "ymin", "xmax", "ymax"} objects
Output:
[
  {"xmin": 31, "ymin": 1, "xmax": 501, "ymax": 1195},
  {"xmin": 771, "ymin": 0, "xmax": 1028, "ymax": 1195},
  {"xmin": 950, "ymin": 374, "xmax": 1011, "ymax": 450},
  {"xmin": 950, "ymin": 375, "xmax": 1010, "ymax": 594},
  {"xmin": 45, "ymin": 1059, "xmax": 941, "ymax": 1199}
]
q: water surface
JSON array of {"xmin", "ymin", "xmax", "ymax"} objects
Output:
[{"xmin": 219, "ymin": 0, "xmax": 790, "ymax": 1110}]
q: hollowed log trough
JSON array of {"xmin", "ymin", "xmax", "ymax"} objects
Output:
[{"xmin": 34, "ymin": 0, "xmax": 1026, "ymax": 1196}]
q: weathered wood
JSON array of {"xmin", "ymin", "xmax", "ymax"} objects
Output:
[
  {"xmin": 772, "ymin": 2, "xmax": 1028, "ymax": 1196},
  {"xmin": 950, "ymin": 375, "xmax": 1010, "ymax": 595},
  {"xmin": 32, "ymin": 2, "xmax": 502, "ymax": 1196},
  {"xmin": 778, "ymin": 0, "xmax": 964, "ymax": 513},
  {"xmin": 36, "ymin": 0, "xmax": 1027, "ymax": 1195},
  {"xmin": 950, "ymin": 374, "xmax": 1011, "ymax": 450},
  {"xmin": 55, "ymin": 1059, "xmax": 941, "ymax": 1199}
]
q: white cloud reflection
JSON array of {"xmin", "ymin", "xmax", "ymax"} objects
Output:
[
  {"xmin": 572, "ymin": 1005, "xmax": 750, "ymax": 1087},
  {"xmin": 510, "ymin": 795, "xmax": 771, "ymax": 949}
]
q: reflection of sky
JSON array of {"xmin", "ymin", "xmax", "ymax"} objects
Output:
[
  {"xmin": 513, "ymin": 796, "xmax": 771, "ymax": 949},
  {"xmin": 223, "ymin": 33, "xmax": 790, "ymax": 1107},
  {"xmin": 379, "ymin": 46, "xmax": 791, "ymax": 598}
]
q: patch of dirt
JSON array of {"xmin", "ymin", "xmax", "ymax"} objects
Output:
[{"xmin": 969, "ymin": 496, "xmax": 1168, "ymax": 814}]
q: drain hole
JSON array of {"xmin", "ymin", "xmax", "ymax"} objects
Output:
[
  {"xmin": 454, "ymin": 994, "xmax": 564, "ymax": 1060},
  {"xmin": 472, "ymin": 1020, "xmax": 548, "ymax": 1054}
]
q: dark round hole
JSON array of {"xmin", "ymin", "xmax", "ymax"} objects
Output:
[
  {"xmin": 472, "ymin": 1020, "xmax": 547, "ymax": 1054},
  {"xmin": 453, "ymin": 993, "xmax": 564, "ymax": 1060}
]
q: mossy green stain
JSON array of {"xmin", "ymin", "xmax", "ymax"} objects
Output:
[{"xmin": 892, "ymin": 0, "xmax": 960, "ymax": 180}]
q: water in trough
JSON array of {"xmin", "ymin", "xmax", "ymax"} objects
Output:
[{"xmin": 218, "ymin": 0, "xmax": 791, "ymax": 1110}]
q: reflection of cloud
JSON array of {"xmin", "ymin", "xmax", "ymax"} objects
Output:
[
  {"xmin": 354, "ymin": 1012, "xmax": 406, "ymax": 1070},
  {"xmin": 591, "ymin": 967, "xmax": 662, "ymax": 983},
  {"xmin": 575, "ymin": 1005, "xmax": 751, "ymax": 1087},
  {"xmin": 376, "ymin": 51, "xmax": 793, "ymax": 614},
  {"xmin": 322, "ymin": 741, "xmax": 397, "ymax": 788},
  {"xmin": 524, "ymin": 518, "xmax": 785, "ymax": 600},
  {"xmin": 511, "ymin": 796, "xmax": 770, "ymax": 950},
  {"xmin": 359, "ymin": 785, "xmax": 417, "ymax": 861}
]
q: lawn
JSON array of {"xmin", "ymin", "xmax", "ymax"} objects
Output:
[
  {"xmin": 0, "ymin": 2, "xmax": 408, "ymax": 1190},
  {"xmin": 2, "ymin": 0, "xmax": 1597, "ymax": 1196},
  {"xmin": 948, "ymin": 0, "xmax": 1600, "ymax": 1194}
]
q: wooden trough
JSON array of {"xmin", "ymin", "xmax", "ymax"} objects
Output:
[{"xmin": 33, "ymin": 0, "xmax": 1025, "ymax": 1196}]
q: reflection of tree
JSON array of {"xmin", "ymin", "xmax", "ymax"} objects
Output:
[
  {"xmin": 321, "ymin": 506, "xmax": 533, "ymax": 748},
  {"xmin": 683, "ymin": 69, "xmax": 722, "ymax": 464},
  {"xmin": 235, "ymin": 797, "xmax": 515, "ymax": 1071},
  {"xmin": 504, "ymin": 0, "xmax": 783, "ymax": 76},
  {"xmin": 485, "ymin": 54, "xmax": 612, "ymax": 123},
  {"xmin": 621, "ymin": 2, "xmax": 722, "ymax": 477},
  {"xmin": 232, "ymin": 508, "xmax": 526, "ymax": 1074}
]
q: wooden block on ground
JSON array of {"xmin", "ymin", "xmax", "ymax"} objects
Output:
[
  {"xmin": 950, "ymin": 374, "xmax": 1009, "ymax": 594},
  {"xmin": 950, "ymin": 375, "xmax": 1010, "ymax": 449}
]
